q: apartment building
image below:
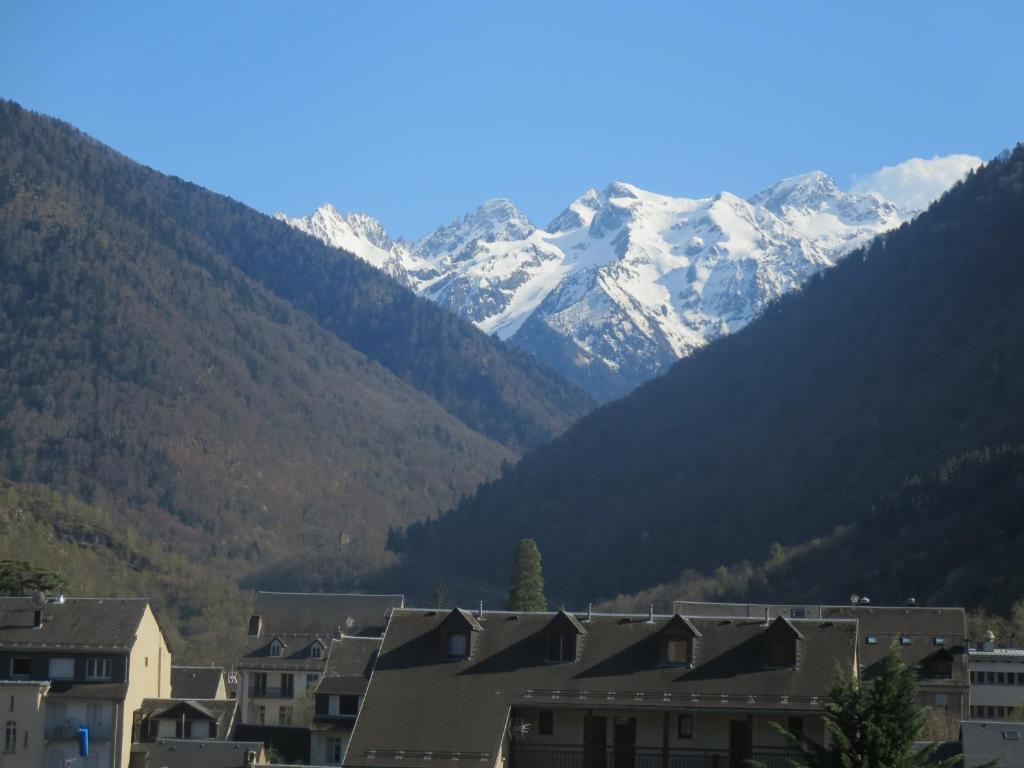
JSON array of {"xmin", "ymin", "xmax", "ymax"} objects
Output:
[
  {"xmin": 344, "ymin": 606, "xmax": 859, "ymax": 768},
  {"xmin": 0, "ymin": 595, "xmax": 172, "ymax": 768},
  {"xmin": 969, "ymin": 632, "xmax": 1024, "ymax": 720},
  {"xmin": 310, "ymin": 636, "xmax": 380, "ymax": 766}
]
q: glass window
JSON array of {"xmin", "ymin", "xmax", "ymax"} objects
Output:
[
  {"xmin": 448, "ymin": 632, "xmax": 468, "ymax": 658},
  {"xmin": 49, "ymin": 658, "xmax": 74, "ymax": 679},
  {"xmin": 900, "ymin": 636, "xmax": 912, "ymax": 646},
  {"xmin": 278, "ymin": 706, "xmax": 292, "ymax": 726},
  {"xmin": 269, "ymin": 641, "xmax": 283, "ymax": 657},
  {"xmin": 328, "ymin": 695, "xmax": 340, "ymax": 716},
  {"xmin": 665, "ymin": 638, "xmax": 690, "ymax": 665},
  {"xmin": 788, "ymin": 717, "xmax": 804, "ymax": 736},
  {"xmin": 327, "ymin": 737, "xmax": 344, "ymax": 764},
  {"xmin": 85, "ymin": 658, "xmax": 111, "ymax": 680},
  {"xmin": 767, "ymin": 638, "xmax": 796, "ymax": 667},
  {"xmin": 998, "ymin": 672, "xmax": 1006, "ymax": 684},
  {"xmin": 280, "ymin": 673, "xmax": 294, "ymax": 697},
  {"xmin": 677, "ymin": 714, "xmax": 694, "ymax": 739},
  {"xmin": 934, "ymin": 636, "xmax": 945, "ymax": 646},
  {"xmin": 4, "ymin": 721, "xmax": 14, "ymax": 753},
  {"xmin": 9, "ymin": 659, "xmax": 30, "ymax": 677},
  {"xmin": 338, "ymin": 695, "xmax": 359, "ymax": 716},
  {"xmin": 546, "ymin": 633, "xmax": 576, "ymax": 662},
  {"xmin": 311, "ymin": 643, "xmax": 323, "ymax": 659},
  {"xmin": 539, "ymin": 710, "xmax": 554, "ymax": 736},
  {"xmin": 250, "ymin": 704, "xmax": 266, "ymax": 724},
  {"xmin": 866, "ymin": 635, "xmax": 878, "ymax": 645}
]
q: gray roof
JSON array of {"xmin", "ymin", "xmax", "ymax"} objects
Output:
[
  {"xmin": 346, "ymin": 608, "xmax": 857, "ymax": 768},
  {"xmin": 130, "ymin": 738, "xmax": 263, "ymax": 768},
  {"xmin": 48, "ymin": 681, "xmax": 128, "ymax": 699},
  {"xmin": 674, "ymin": 601, "xmax": 969, "ymax": 687},
  {"xmin": 961, "ymin": 720, "xmax": 1024, "ymax": 768},
  {"xmin": 171, "ymin": 666, "xmax": 224, "ymax": 699},
  {"xmin": 252, "ymin": 591, "xmax": 403, "ymax": 637},
  {"xmin": 137, "ymin": 698, "xmax": 238, "ymax": 740},
  {"xmin": 240, "ymin": 632, "xmax": 330, "ymax": 671},
  {"xmin": 317, "ymin": 636, "xmax": 380, "ymax": 696},
  {"xmin": 0, "ymin": 597, "xmax": 148, "ymax": 650}
]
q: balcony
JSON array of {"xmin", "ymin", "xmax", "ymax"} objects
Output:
[
  {"xmin": 509, "ymin": 744, "xmax": 800, "ymax": 768},
  {"xmin": 46, "ymin": 722, "xmax": 113, "ymax": 741},
  {"xmin": 248, "ymin": 685, "xmax": 295, "ymax": 699}
]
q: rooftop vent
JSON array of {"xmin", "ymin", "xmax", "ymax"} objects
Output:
[
  {"xmin": 648, "ymin": 604, "xmax": 655, "ymax": 623},
  {"xmin": 906, "ymin": 597, "xmax": 917, "ymax": 606},
  {"xmin": 858, "ymin": 596, "xmax": 871, "ymax": 605},
  {"xmin": 586, "ymin": 603, "xmax": 593, "ymax": 622},
  {"xmin": 477, "ymin": 600, "xmax": 484, "ymax": 619}
]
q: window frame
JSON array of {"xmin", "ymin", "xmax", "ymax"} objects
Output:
[
  {"xmin": 663, "ymin": 636, "xmax": 692, "ymax": 667},
  {"xmin": 545, "ymin": 633, "xmax": 576, "ymax": 663},
  {"xmin": 447, "ymin": 631, "xmax": 469, "ymax": 659},
  {"xmin": 85, "ymin": 658, "xmax": 112, "ymax": 681},
  {"xmin": 538, "ymin": 710, "xmax": 554, "ymax": 736},
  {"xmin": 48, "ymin": 657, "xmax": 74, "ymax": 680},
  {"xmin": 677, "ymin": 714, "xmax": 694, "ymax": 740},
  {"xmin": 3, "ymin": 720, "xmax": 15, "ymax": 754},
  {"xmin": 9, "ymin": 658, "xmax": 30, "ymax": 678}
]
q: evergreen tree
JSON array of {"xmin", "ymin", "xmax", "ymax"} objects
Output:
[
  {"xmin": 0, "ymin": 560, "xmax": 67, "ymax": 596},
  {"xmin": 769, "ymin": 646, "xmax": 962, "ymax": 768},
  {"xmin": 506, "ymin": 538, "xmax": 547, "ymax": 611}
]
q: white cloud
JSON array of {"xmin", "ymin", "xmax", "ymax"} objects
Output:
[{"xmin": 851, "ymin": 154, "xmax": 984, "ymax": 211}]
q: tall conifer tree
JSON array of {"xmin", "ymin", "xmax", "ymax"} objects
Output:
[{"xmin": 506, "ymin": 538, "xmax": 547, "ymax": 611}]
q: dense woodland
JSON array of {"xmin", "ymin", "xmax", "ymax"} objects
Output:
[{"xmin": 390, "ymin": 144, "xmax": 1024, "ymax": 607}]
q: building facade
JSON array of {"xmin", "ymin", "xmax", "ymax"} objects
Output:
[{"xmin": 969, "ymin": 639, "xmax": 1024, "ymax": 720}]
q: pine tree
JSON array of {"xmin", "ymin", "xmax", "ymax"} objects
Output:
[
  {"xmin": 506, "ymin": 538, "xmax": 547, "ymax": 611},
  {"xmin": 0, "ymin": 560, "xmax": 67, "ymax": 596}
]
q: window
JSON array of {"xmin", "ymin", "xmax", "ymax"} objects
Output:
[
  {"xmin": 250, "ymin": 704, "xmax": 266, "ymax": 724},
  {"xmin": 447, "ymin": 632, "xmax": 468, "ymax": 658},
  {"xmin": 252, "ymin": 672, "xmax": 267, "ymax": 695},
  {"xmin": 866, "ymin": 635, "xmax": 878, "ymax": 645},
  {"xmin": 790, "ymin": 608, "xmax": 807, "ymax": 619},
  {"xmin": 49, "ymin": 658, "xmax": 74, "ymax": 680},
  {"xmin": 279, "ymin": 706, "xmax": 292, "ymax": 726},
  {"xmin": 1004, "ymin": 730, "xmax": 1021, "ymax": 741},
  {"xmin": 934, "ymin": 636, "xmax": 945, "ymax": 646},
  {"xmin": 326, "ymin": 737, "xmax": 344, "ymax": 764},
  {"xmin": 338, "ymin": 695, "xmax": 359, "ymax": 717},
  {"xmin": 311, "ymin": 643, "xmax": 323, "ymax": 659},
  {"xmin": 85, "ymin": 658, "xmax": 111, "ymax": 680},
  {"xmin": 767, "ymin": 638, "xmax": 796, "ymax": 668},
  {"xmin": 987, "ymin": 672, "xmax": 996, "ymax": 684},
  {"xmin": 280, "ymin": 673, "xmax": 294, "ymax": 698},
  {"xmin": 900, "ymin": 636, "xmax": 912, "ymax": 646},
  {"xmin": 269, "ymin": 640, "xmax": 283, "ymax": 657},
  {"xmin": 925, "ymin": 655, "xmax": 953, "ymax": 680},
  {"xmin": 677, "ymin": 714, "xmax": 694, "ymax": 739},
  {"xmin": 664, "ymin": 638, "xmax": 691, "ymax": 666},
  {"xmin": 934, "ymin": 694, "xmax": 948, "ymax": 710},
  {"xmin": 538, "ymin": 710, "xmax": 554, "ymax": 736},
  {"xmin": 788, "ymin": 717, "xmax": 804, "ymax": 737},
  {"xmin": 328, "ymin": 695, "xmax": 340, "ymax": 716},
  {"xmin": 306, "ymin": 674, "xmax": 319, "ymax": 688},
  {"xmin": 546, "ymin": 633, "xmax": 576, "ymax": 663},
  {"xmin": 3, "ymin": 721, "xmax": 14, "ymax": 754},
  {"xmin": 998, "ymin": 672, "xmax": 1006, "ymax": 684},
  {"xmin": 9, "ymin": 658, "xmax": 30, "ymax": 678}
]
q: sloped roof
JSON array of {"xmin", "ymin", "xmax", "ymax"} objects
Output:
[
  {"xmin": 346, "ymin": 609, "xmax": 857, "ymax": 768},
  {"xmin": 130, "ymin": 738, "xmax": 263, "ymax": 768},
  {"xmin": 252, "ymin": 591, "xmax": 403, "ymax": 637},
  {"xmin": 961, "ymin": 720, "xmax": 1024, "ymax": 767},
  {"xmin": 240, "ymin": 632, "xmax": 330, "ymax": 671},
  {"xmin": 171, "ymin": 666, "xmax": 224, "ymax": 699},
  {"xmin": 317, "ymin": 636, "xmax": 380, "ymax": 696},
  {"xmin": 0, "ymin": 597, "xmax": 148, "ymax": 650},
  {"xmin": 137, "ymin": 698, "xmax": 238, "ymax": 740}
]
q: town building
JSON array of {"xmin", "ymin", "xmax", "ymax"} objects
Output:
[
  {"xmin": 674, "ymin": 600, "xmax": 970, "ymax": 721},
  {"xmin": 134, "ymin": 697, "xmax": 238, "ymax": 741},
  {"xmin": 171, "ymin": 666, "xmax": 228, "ymax": 700},
  {"xmin": 128, "ymin": 737, "xmax": 267, "ymax": 767},
  {"xmin": 310, "ymin": 636, "xmax": 380, "ymax": 766},
  {"xmin": 968, "ymin": 632, "xmax": 1024, "ymax": 720},
  {"xmin": 0, "ymin": 680, "xmax": 49, "ymax": 767},
  {"xmin": 960, "ymin": 720, "xmax": 1024, "ymax": 767},
  {"xmin": 0, "ymin": 595, "xmax": 172, "ymax": 768},
  {"xmin": 344, "ymin": 606, "xmax": 859, "ymax": 768}
]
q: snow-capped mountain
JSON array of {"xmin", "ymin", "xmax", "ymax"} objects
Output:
[{"xmin": 278, "ymin": 172, "xmax": 915, "ymax": 400}]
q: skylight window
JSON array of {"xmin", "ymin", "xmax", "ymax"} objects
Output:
[
  {"xmin": 900, "ymin": 636, "xmax": 912, "ymax": 646},
  {"xmin": 866, "ymin": 635, "xmax": 878, "ymax": 645},
  {"xmin": 934, "ymin": 636, "xmax": 945, "ymax": 646},
  {"xmin": 1003, "ymin": 730, "xmax": 1021, "ymax": 741}
]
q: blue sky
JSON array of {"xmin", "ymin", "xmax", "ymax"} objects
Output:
[{"xmin": 3, "ymin": 1, "xmax": 1022, "ymax": 237}]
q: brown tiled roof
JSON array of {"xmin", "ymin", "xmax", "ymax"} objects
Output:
[
  {"xmin": 346, "ymin": 609, "xmax": 857, "ymax": 768},
  {"xmin": 252, "ymin": 591, "xmax": 403, "ymax": 637},
  {"xmin": 171, "ymin": 666, "xmax": 224, "ymax": 699},
  {"xmin": 316, "ymin": 636, "xmax": 380, "ymax": 696},
  {"xmin": 0, "ymin": 597, "xmax": 148, "ymax": 650}
]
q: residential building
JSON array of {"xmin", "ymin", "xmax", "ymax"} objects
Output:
[
  {"xmin": 968, "ymin": 632, "xmax": 1024, "ymax": 720},
  {"xmin": 0, "ymin": 595, "xmax": 172, "ymax": 768},
  {"xmin": 134, "ymin": 698, "xmax": 237, "ymax": 741},
  {"xmin": 310, "ymin": 636, "xmax": 380, "ymax": 766},
  {"xmin": 961, "ymin": 720, "xmax": 1024, "ymax": 768},
  {"xmin": 674, "ymin": 600, "xmax": 970, "ymax": 721},
  {"xmin": 128, "ymin": 737, "xmax": 266, "ymax": 767},
  {"xmin": 344, "ymin": 606, "xmax": 859, "ymax": 768},
  {"xmin": 237, "ymin": 592, "xmax": 403, "ymax": 729},
  {"xmin": 171, "ymin": 666, "xmax": 228, "ymax": 700},
  {"xmin": 0, "ymin": 680, "xmax": 49, "ymax": 767}
]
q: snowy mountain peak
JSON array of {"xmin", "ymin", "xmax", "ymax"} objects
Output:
[
  {"xmin": 751, "ymin": 170, "xmax": 843, "ymax": 212},
  {"xmin": 547, "ymin": 188, "xmax": 603, "ymax": 233}
]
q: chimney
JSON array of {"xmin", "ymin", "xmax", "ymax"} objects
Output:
[
  {"xmin": 477, "ymin": 600, "xmax": 484, "ymax": 619},
  {"xmin": 982, "ymin": 630, "xmax": 996, "ymax": 652},
  {"xmin": 247, "ymin": 614, "xmax": 262, "ymax": 637},
  {"xmin": 33, "ymin": 609, "xmax": 43, "ymax": 629},
  {"xmin": 334, "ymin": 626, "xmax": 344, "ymax": 640},
  {"xmin": 763, "ymin": 607, "xmax": 770, "ymax": 626},
  {"xmin": 647, "ymin": 604, "xmax": 655, "ymax": 623},
  {"xmin": 586, "ymin": 603, "xmax": 593, "ymax": 622},
  {"xmin": 244, "ymin": 749, "xmax": 257, "ymax": 767}
]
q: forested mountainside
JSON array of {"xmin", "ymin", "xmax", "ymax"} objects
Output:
[
  {"xmin": 0, "ymin": 100, "xmax": 521, "ymax": 605},
  {"xmin": 601, "ymin": 446, "xmax": 1024, "ymax": 616},
  {"xmin": 0, "ymin": 478, "xmax": 248, "ymax": 662},
  {"xmin": 388, "ymin": 144, "xmax": 1024, "ymax": 606}
]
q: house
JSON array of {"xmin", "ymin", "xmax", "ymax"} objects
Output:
[
  {"xmin": 674, "ymin": 600, "xmax": 970, "ymax": 721},
  {"xmin": 344, "ymin": 606, "xmax": 858, "ymax": 768},
  {"xmin": 310, "ymin": 636, "xmax": 380, "ymax": 766},
  {"xmin": 128, "ymin": 737, "xmax": 267, "ymax": 767},
  {"xmin": 0, "ymin": 680, "xmax": 48, "ymax": 767},
  {"xmin": 968, "ymin": 631, "xmax": 1024, "ymax": 720},
  {"xmin": 237, "ymin": 592, "xmax": 403, "ymax": 729},
  {"xmin": 134, "ymin": 697, "xmax": 238, "ymax": 741},
  {"xmin": 960, "ymin": 720, "xmax": 1024, "ymax": 767},
  {"xmin": 0, "ymin": 595, "xmax": 172, "ymax": 768},
  {"xmin": 171, "ymin": 666, "xmax": 228, "ymax": 700}
]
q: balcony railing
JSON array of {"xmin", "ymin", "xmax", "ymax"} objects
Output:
[
  {"xmin": 46, "ymin": 722, "xmax": 113, "ymax": 741},
  {"xmin": 509, "ymin": 743, "xmax": 800, "ymax": 768},
  {"xmin": 247, "ymin": 685, "xmax": 295, "ymax": 699}
]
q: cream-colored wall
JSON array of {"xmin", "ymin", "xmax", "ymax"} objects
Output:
[
  {"xmin": 121, "ymin": 604, "xmax": 173, "ymax": 768},
  {"xmin": 0, "ymin": 682, "xmax": 48, "ymax": 768}
]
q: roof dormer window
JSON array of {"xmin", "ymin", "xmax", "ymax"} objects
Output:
[
  {"xmin": 660, "ymin": 614, "xmax": 702, "ymax": 667},
  {"xmin": 437, "ymin": 608, "xmax": 483, "ymax": 661},
  {"xmin": 543, "ymin": 610, "xmax": 586, "ymax": 664},
  {"xmin": 447, "ymin": 632, "xmax": 469, "ymax": 658},
  {"xmin": 269, "ymin": 639, "xmax": 284, "ymax": 657},
  {"xmin": 311, "ymin": 640, "xmax": 325, "ymax": 659},
  {"xmin": 546, "ymin": 632, "xmax": 576, "ymax": 663},
  {"xmin": 764, "ymin": 616, "xmax": 802, "ymax": 669}
]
